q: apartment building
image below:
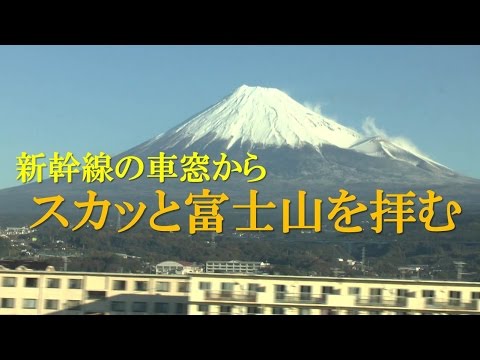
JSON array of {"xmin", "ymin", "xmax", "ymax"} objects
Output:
[
  {"xmin": 205, "ymin": 260, "xmax": 271, "ymax": 274},
  {"xmin": 188, "ymin": 273, "xmax": 480, "ymax": 315},
  {"xmin": 1, "ymin": 269, "xmax": 480, "ymax": 315},
  {"xmin": 156, "ymin": 261, "xmax": 204, "ymax": 275},
  {"xmin": 0, "ymin": 269, "xmax": 190, "ymax": 315}
]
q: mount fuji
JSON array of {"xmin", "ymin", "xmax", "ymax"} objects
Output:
[
  {"xmin": 122, "ymin": 85, "xmax": 460, "ymax": 183},
  {"xmin": 135, "ymin": 85, "xmax": 362, "ymax": 152},
  {"xmin": 0, "ymin": 85, "xmax": 478, "ymax": 218}
]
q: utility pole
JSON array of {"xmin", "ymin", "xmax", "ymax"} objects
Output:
[
  {"xmin": 454, "ymin": 261, "xmax": 466, "ymax": 281},
  {"xmin": 116, "ymin": 212, "xmax": 121, "ymax": 231},
  {"xmin": 361, "ymin": 247, "xmax": 366, "ymax": 275}
]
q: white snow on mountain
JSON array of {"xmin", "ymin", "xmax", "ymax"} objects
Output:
[
  {"xmin": 350, "ymin": 136, "xmax": 452, "ymax": 172},
  {"xmin": 162, "ymin": 85, "xmax": 362, "ymax": 150},
  {"xmin": 137, "ymin": 84, "xmax": 452, "ymax": 174}
]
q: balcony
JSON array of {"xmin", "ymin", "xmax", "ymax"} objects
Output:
[
  {"xmin": 425, "ymin": 299, "xmax": 478, "ymax": 311},
  {"xmin": 204, "ymin": 291, "xmax": 257, "ymax": 302},
  {"xmin": 355, "ymin": 297, "xmax": 408, "ymax": 307},
  {"xmin": 274, "ymin": 293, "xmax": 326, "ymax": 305}
]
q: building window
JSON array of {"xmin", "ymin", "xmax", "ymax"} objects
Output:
[
  {"xmin": 272, "ymin": 307, "xmax": 285, "ymax": 315},
  {"xmin": 422, "ymin": 290, "xmax": 435, "ymax": 298},
  {"xmin": 155, "ymin": 282, "xmax": 170, "ymax": 292},
  {"xmin": 347, "ymin": 310, "xmax": 360, "ymax": 315},
  {"xmin": 87, "ymin": 291, "xmax": 106, "ymax": 300},
  {"xmin": 66, "ymin": 300, "xmax": 81, "ymax": 310},
  {"xmin": 348, "ymin": 287, "xmax": 360, "ymax": 296},
  {"xmin": 111, "ymin": 301, "xmax": 126, "ymax": 312},
  {"xmin": 68, "ymin": 279, "xmax": 82, "ymax": 289},
  {"xmin": 370, "ymin": 288, "xmax": 382, "ymax": 295},
  {"xmin": 46, "ymin": 278, "xmax": 60, "ymax": 288},
  {"xmin": 248, "ymin": 283, "xmax": 265, "ymax": 293},
  {"xmin": 324, "ymin": 309, "xmax": 337, "ymax": 315},
  {"xmin": 219, "ymin": 305, "xmax": 232, "ymax": 314},
  {"xmin": 247, "ymin": 306, "xmax": 263, "ymax": 315},
  {"xmin": 198, "ymin": 304, "xmax": 209, "ymax": 313},
  {"xmin": 275, "ymin": 285, "xmax": 286, "ymax": 300},
  {"xmin": 135, "ymin": 281, "xmax": 148, "ymax": 291},
  {"xmin": 45, "ymin": 299, "xmax": 59, "ymax": 310},
  {"xmin": 450, "ymin": 291, "xmax": 461, "ymax": 298},
  {"xmin": 299, "ymin": 308, "xmax": 311, "ymax": 315},
  {"xmin": 1, "ymin": 298, "xmax": 15, "ymax": 308},
  {"xmin": 449, "ymin": 291, "xmax": 461, "ymax": 306},
  {"xmin": 221, "ymin": 282, "xmax": 235, "ymax": 292},
  {"xmin": 176, "ymin": 303, "xmax": 187, "ymax": 314},
  {"xmin": 322, "ymin": 286, "xmax": 334, "ymax": 294},
  {"xmin": 370, "ymin": 311, "xmax": 382, "ymax": 315},
  {"xmin": 177, "ymin": 282, "xmax": 189, "ymax": 293},
  {"xmin": 132, "ymin": 302, "xmax": 147, "ymax": 313},
  {"xmin": 2, "ymin": 277, "xmax": 16, "ymax": 287},
  {"xmin": 199, "ymin": 282, "xmax": 211, "ymax": 290},
  {"xmin": 155, "ymin": 302, "xmax": 169, "ymax": 314},
  {"xmin": 422, "ymin": 290, "xmax": 435, "ymax": 304},
  {"xmin": 23, "ymin": 299, "xmax": 37, "ymax": 309},
  {"xmin": 369, "ymin": 288, "xmax": 383, "ymax": 304},
  {"xmin": 300, "ymin": 285, "xmax": 311, "ymax": 301},
  {"xmin": 396, "ymin": 289, "xmax": 408, "ymax": 306},
  {"xmin": 112, "ymin": 280, "xmax": 126, "ymax": 291},
  {"xmin": 471, "ymin": 292, "xmax": 480, "ymax": 300},
  {"xmin": 24, "ymin": 278, "xmax": 38, "ymax": 288}
]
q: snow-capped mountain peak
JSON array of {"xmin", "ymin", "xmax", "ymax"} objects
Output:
[
  {"xmin": 121, "ymin": 84, "xmax": 459, "ymax": 181},
  {"xmin": 162, "ymin": 85, "xmax": 362, "ymax": 150}
]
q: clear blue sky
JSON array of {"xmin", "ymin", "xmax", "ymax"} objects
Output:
[{"xmin": 0, "ymin": 45, "xmax": 479, "ymax": 190}]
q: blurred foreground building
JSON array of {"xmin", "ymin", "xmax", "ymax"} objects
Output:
[{"xmin": 0, "ymin": 267, "xmax": 479, "ymax": 315}]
